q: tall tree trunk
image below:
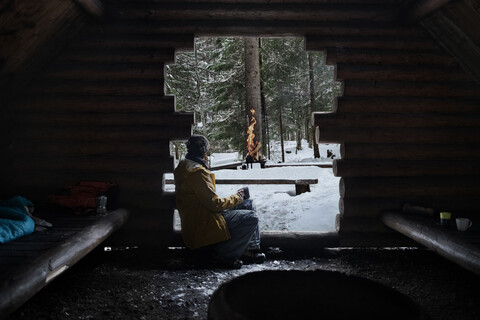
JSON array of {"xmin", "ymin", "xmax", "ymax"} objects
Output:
[
  {"xmin": 308, "ymin": 52, "xmax": 321, "ymax": 158},
  {"xmin": 194, "ymin": 41, "xmax": 207, "ymax": 137},
  {"xmin": 279, "ymin": 107, "xmax": 285, "ymax": 162},
  {"xmin": 296, "ymin": 129, "xmax": 302, "ymax": 152},
  {"xmin": 244, "ymin": 37, "xmax": 263, "ymax": 158},
  {"xmin": 259, "ymin": 39, "xmax": 269, "ymax": 159}
]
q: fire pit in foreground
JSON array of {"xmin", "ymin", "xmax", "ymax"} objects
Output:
[{"xmin": 208, "ymin": 270, "xmax": 428, "ymax": 320}]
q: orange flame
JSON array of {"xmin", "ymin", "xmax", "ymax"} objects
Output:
[{"xmin": 246, "ymin": 108, "xmax": 262, "ymax": 160}]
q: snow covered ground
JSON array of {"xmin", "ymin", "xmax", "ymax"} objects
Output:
[{"xmin": 166, "ymin": 140, "xmax": 341, "ymax": 232}]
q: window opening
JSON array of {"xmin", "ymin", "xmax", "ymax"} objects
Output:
[{"xmin": 165, "ymin": 37, "xmax": 341, "ymax": 233}]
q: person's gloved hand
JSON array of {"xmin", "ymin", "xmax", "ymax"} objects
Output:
[{"xmin": 236, "ymin": 188, "xmax": 245, "ymax": 201}]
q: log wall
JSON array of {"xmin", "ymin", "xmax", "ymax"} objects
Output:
[
  {"xmin": 312, "ymin": 0, "xmax": 480, "ymax": 233},
  {"xmin": 1, "ymin": 0, "xmax": 479, "ymax": 245},
  {"xmin": 1, "ymin": 0, "xmax": 195, "ymax": 245}
]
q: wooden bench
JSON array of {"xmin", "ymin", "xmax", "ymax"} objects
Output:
[
  {"xmin": 209, "ymin": 162, "xmax": 333, "ymax": 170},
  {"xmin": 0, "ymin": 208, "xmax": 129, "ymax": 318},
  {"xmin": 380, "ymin": 211, "xmax": 480, "ymax": 276},
  {"xmin": 264, "ymin": 163, "xmax": 333, "ymax": 169},
  {"xmin": 165, "ymin": 178, "xmax": 318, "ymax": 195}
]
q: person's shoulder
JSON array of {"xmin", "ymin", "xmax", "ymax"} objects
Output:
[{"xmin": 180, "ymin": 159, "xmax": 209, "ymax": 174}]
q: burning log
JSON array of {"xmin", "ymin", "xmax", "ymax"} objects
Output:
[{"xmin": 244, "ymin": 108, "xmax": 266, "ymax": 169}]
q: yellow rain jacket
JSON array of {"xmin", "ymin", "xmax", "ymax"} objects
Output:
[{"xmin": 174, "ymin": 159, "xmax": 242, "ymax": 249}]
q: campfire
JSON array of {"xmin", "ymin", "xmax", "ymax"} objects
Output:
[{"xmin": 244, "ymin": 108, "xmax": 266, "ymax": 169}]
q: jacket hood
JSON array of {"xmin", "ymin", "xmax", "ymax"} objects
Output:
[{"xmin": 174, "ymin": 159, "xmax": 208, "ymax": 185}]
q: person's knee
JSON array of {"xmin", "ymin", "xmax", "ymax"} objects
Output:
[
  {"xmin": 245, "ymin": 211, "xmax": 259, "ymax": 226},
  {"xmin": 226, "ymin": 210, "xmax": 259, "ymax": 227}
]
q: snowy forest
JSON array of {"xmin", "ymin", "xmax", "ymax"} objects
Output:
[{"xmin": 166, "ymin": 37, "xmax": 341, "ymax": 160}]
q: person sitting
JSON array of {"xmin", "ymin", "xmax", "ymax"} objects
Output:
[{"xmin": 174, "ymin": 135, "xmax": 265, "ymax": 268}]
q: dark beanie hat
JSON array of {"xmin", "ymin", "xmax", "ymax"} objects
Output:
[{"xmin": 186, "ymin": 135, "xmax": 210, "ymax": 156}]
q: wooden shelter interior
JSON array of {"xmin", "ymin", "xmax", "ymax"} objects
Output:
[{"xmin": 1, "ymin": 0, "xmax": 480, "ymax": 316}]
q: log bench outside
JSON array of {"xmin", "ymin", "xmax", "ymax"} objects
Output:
[
  {"xmin": 208, "ymin": 162, "xmax": 333, "ymax": 171},
  {"xmin": 165, "ymin": 177, "xmax": 318, "ymax": 195},
  {"xmin": 380, "ymin": 211, "xmax": 480, "ymax": 276},
  {"xmin": 0, "ymin": 208, "xmax": 129, "ymax": 319}
]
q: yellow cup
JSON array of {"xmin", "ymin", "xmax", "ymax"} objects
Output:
[
  {"xmin": 440, "ymin": 212, "xmax": 451, "ymax": 227},
  {"xmin": 440, "ymin": 212, "xmax": 451, "ymax": 219}
]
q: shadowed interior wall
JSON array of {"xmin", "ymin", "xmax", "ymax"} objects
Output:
[{"xmin": 1, "ymin": 0, "xmax": 479, "ymax": 246}]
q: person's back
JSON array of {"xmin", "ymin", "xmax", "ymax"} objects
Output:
[
  {"xmin": 174, "ymin": 135, "xmax": 266, "ymax": 268},
  {"xmin": 174, "ymin": 157, "xmax": 238, "ymax": 249}
]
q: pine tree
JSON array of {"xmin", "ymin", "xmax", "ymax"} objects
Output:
[{"xmin": 208, "ymin": 38, "xmax": 246, "ymax": 153}]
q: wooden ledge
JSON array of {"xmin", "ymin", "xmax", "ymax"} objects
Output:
[
  {"xmin": 165, "ymin": 178, "xmax": 318, "ymax": 195},
  {"xmin": 0, "ymin": 208, "xmax": 129, "ymax": 319},
  {"xmin": 165, "ymin": 178, "xmax": 318, "ymax": 185},
  {"xmin": 380, "ymin": 211, "xmax": 480, "ymax": 276}
]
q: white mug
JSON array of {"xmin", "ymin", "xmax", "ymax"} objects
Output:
[{"xmin": 456, "ymin": 218, "xmax": 472, "ymax": 231}]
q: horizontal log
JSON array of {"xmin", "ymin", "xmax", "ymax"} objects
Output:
[
  {"xmin": 335, "ymin": 64, "xmax": 471, "ymax": 82},
  {"xmin": 333, "ymin": 159, "xmax": 480, "ymax": 177},
  {"xmin": 339, "ymin": 176, "xmax": 480, "ymax": 199},
  {"xmin": 335, "ymin": 214, "xmax": 392, "ymax": 233},
  {"xmin": 160, "ymin": 191, "xmax": 176, "ymax": 208},
  {"xmin": 315, "ymin": 126, "xmax": 480, "ymax": 144},
  {"xmin": 72, "ymin": 34, "xmax": 195, "ymax": 51},
  {"xmin": 121, "ymin": 207, "xmax": 173, "ymax": 228},
  {"xmin": 11, "ymin": 156, "xmax": 175, "ymax": 174},
  {"xmin": 340, "ymin": 197, "xmax": 480, "ymax": 218},
  {"xmin": 342, "ymin": 80, "xmax": 480, "ymax": 97},
  {"xmin": 340, "ymin": 143, "xmax": 480, "ymax": 160},
  {"xmin": 335, "ymin": 96, "xmax": 480, "ymax": 113},
  {"xmin": 305, "ymin": 35, "xmax": 438, "ymax": 51},
  {"xmin": 380, "ymin": 211, "xmax": 480, "ymax": 276},
  {"xmin": 11, "ymin": 95, "xmax": 176, "ymax": 113},
  {"xmin": 103, "ymin": 20, "xmax": 424, "ymax": 38},
  {"xmin": 107, "ymin": 22, "xmax": 306, "ymax": 38},
  {"xmin": 13, "ymin": 112, "xmax": 194, "ymax": 127},
  {"xmin": 26, "ymin": 80, "xmax": 165, "ymax": 96},
  {"xmin": 400, "ymin": 0, "xmax": 453, "ymax": 24},
  {"xmin": 10, "ymin": 141, "xmax": 171, "ymax": 157},
  {"xmin": 259, "ymin": 231, "xmax": 340, "ymax": 250},
  {"xmin": 165, "ymin": 178, "xmax": 318, "ymax": 185},
  {"xmin": 10, "ymin": 173, "xmax": 170, "ymax": 202},
  {"xmin": 57, "ymin": 47, "xmax": 176, "ymax": 64},
  {"xmin": 313, "ymin": 111, "xmax": 480, "ymax": 128},
  {"xmin": 339, "ymin": 198, "xmax": 402, "ymax": 217},
  {"xmin": 337, "ymin": 232, "xmax": 417, "ymax": 247},
  {"xmin": 107, "ymin": 0, "xmax": 403, "ymax": 4},
  {"xmin": 325, "ymin": 47, "xmax": 454, "ymax": 66},
  {"xmin": 123, "ymin": 194, "xmax": 176, "ymax": 211},
  {"xmin": 108, "ymin": 3, "xmax": 399, "ymax": 22},
  {"xmin": 43, "ymin": 63, "xmax": 165, "ymax": 81},
  {"xmin": 264, "ymin": 163, "xmax": 333, "ymax": 169},
  {"xmin": 12, "ymin": 124, "xmax": 193, "ymax": 142},
  {"xmin": 8, "ymin": 172, "xmax": 174, "ymax": 192}
]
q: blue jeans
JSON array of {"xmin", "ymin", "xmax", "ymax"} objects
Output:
[{"xmin": 213, "ymin": 199, "xmax": 260, "ymax": 259}]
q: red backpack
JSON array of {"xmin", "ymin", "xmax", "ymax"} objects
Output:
[{"xmin": 48, "ymin": 181, "xmax": 119, "ymax": 215}]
